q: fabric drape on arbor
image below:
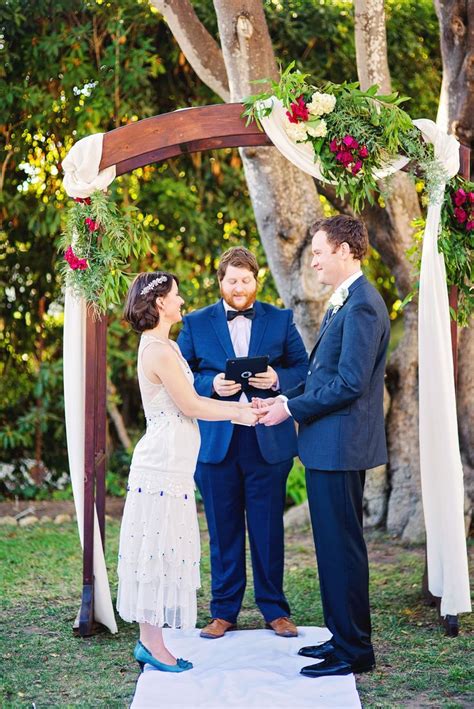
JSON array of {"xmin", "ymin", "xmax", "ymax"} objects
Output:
[
  {"xmin": 415, "ymin": 119, "xmax": 471, "ymax": 616},
  {"xmin": 258, "ymin": 104, "xmax": 471, "ymax": 616},
  {"xmin": 62, "ymin": 133, "xmax": 117, "ymax": 633},
  {"xmin": 63, "ymin": 290, "xmax": 117, "ymax": 634}
]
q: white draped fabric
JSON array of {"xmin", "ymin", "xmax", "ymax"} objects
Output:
[
  {"xmin": 62, "ymin": 133, "xmax": 118, "ymax": 633},
  {"xmin": 63, "ymin": 290, "xmax": 118, "ymax": 633},
  {"xmin": 62, "ymin": 133, "xmax": 116, "ymax": 198},
  {"xmin": 414, "ymin": 119, "xmax": 471, "ymax": 615}
]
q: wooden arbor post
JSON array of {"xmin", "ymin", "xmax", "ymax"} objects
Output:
[{"xmin": 76, "ymin": 103, "xmax": 470, "ymax": 637}]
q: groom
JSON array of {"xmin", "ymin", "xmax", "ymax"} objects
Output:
[{"xmin": 256, "ymin": 215, "xmax": 390, "ymax": 677}]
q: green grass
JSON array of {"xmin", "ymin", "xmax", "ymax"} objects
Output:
[{"xmin": 0, "ymin": 518, "xmax": 472, "ymax": 707}]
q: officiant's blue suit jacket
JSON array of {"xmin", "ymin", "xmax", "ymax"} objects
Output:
[
  {"xmin": 286, "ymin": 275, "xmax": 390, "ymax": 471},
  {"xmin": 178, "ymin": 300, "xmax": 308, "ymax": 464}
]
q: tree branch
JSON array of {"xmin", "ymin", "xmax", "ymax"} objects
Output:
[{"xmin": 149, "ymin": 0, "xmax": 230, "ymax": 102}]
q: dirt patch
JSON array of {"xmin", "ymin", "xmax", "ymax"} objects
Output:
[{"xmin": 0, "ymin": 496, "xmax": 125, "ymax": 520}]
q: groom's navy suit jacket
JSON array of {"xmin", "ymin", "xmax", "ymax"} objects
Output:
[
  {"xmin": 286, "ymin": 275, "xmax": 390, "ymax": 471},
  {"xmin": 178, "ymin": 300, "xmax": 308, "ymax": 464}
]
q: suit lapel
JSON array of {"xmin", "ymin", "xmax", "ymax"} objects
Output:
[
  {"xmin": 248, "ymin": 301, "xmax": 268, "ymax": 356},
  {"xmin": 309, "ymin": 275, "xmax": 368, "ymax": 363},
  {"xmin": 210, "ymin": 301, "xmax": 235, "ymax": 359}
]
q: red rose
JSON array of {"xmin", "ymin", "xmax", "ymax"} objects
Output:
[
  {"xmin": 74, "ymin": 197, "xmax": 92, "ymax": 205},
  {"xmin": 85, "ymin": 217, "xmax": 100, "ymax": 232},
  {"xmin": 466, "ymin": 220, "xmax": 474, "ymax": 231},
  {"xmin": 453, "ymin": 188, "xmax": 467, "ymax": 207},
  {"xmin": 286, "ymin": 96, "xmax": 309, "ymax": 124},
  {"xmin": 64, "ymin": 245, "xmax": 88, "ymax": 270},
  {"xmin": 468, "ymin": 192, "xmax": 474, "ymax": 204},
  {"xmin": 343, "ymin": 135, "xmax": 358, "ymax": 150},
  {"xmin": 454, "ymin": 207, "xmax": 467, "ymax": 223},
  {"xmin": 359, "ymin": 146, "xmax": 369, "ymax": 159},
  {"xmin": 329, "ymin": 139, "xmax": 339, "ymax": 153},
  {"xmin": 352, "ymin": 160, "xmax": 363, "ymax": 175},
  {"xmin": 336, "ymin": 151, "xmax": 352, "ymax": 167}
]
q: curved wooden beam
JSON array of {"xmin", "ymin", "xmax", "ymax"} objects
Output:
[{"xmin": 100, "ymin": 103, "xmax": 272, "ymax": 176}]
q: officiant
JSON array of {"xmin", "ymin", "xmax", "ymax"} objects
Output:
[{"xmin": 178, "ymin": 246, "xmax": 308, "ymax": 640}]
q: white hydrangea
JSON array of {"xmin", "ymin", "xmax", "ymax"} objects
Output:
[
  {"xmin": 307, "ymin": 119, "xmax": 328, "ymax": 138},
  {"xmin": 285, "ymin": 120, "xmax": 308, "ymax": 143},
  {"xmin": 307, "ymin": 91, "xmax": 337, "ymax": 117}
]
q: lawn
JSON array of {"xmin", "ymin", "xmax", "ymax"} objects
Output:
[{"xmin": 0, "ymin": 515, "xmax": 472, "ymax": 708}]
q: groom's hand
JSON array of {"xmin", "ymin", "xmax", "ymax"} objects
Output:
[
  {"xmin": 258, "ymin": 400, "xmax": 290, "ymax": 426},
  {"xmin": 251, "ymin": 396, "xmax": 276, "ymax": 410}
]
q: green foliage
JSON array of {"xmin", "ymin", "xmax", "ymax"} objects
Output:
[
  {"xmin": 60, "ymin": 191, "xmax": 151, "ymax": 315},
  {"xmin": 402, "ymin": 177, "xmax": 474, "ymax": 327},
  {"xmin": 286, "ymin": 459, "xmax": 307, "ymax": 506}
]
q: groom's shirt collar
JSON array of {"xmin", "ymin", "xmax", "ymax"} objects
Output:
[{"xmin": 335, "ymin": 270, "xmax": 363, "ymax": 295}]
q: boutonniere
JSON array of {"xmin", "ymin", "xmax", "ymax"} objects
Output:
[{"xmin": 328, "ymin": 286, "xmax": 349, "ymax": 313}]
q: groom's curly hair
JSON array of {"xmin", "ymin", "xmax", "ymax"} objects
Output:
[{"xmin": 310, "ymin": 216, "xmax": 368, "ymax": 261}]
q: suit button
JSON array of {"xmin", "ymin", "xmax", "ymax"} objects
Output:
[{"xmin": 308, "ymin": 370, "xmax": 311, "ymax": 375}]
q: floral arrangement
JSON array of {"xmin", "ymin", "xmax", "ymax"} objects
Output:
[
  {"xmin": 60, "ymin": 190, "xmax": 150, "ymax": 316},
  {"xmin": 243, "ymin": 62, "xmax": 443, "ymax": 212},
  {"xmin": 403, "ymin": 176, "xmax": 474, "ymax": 326},
  {"xmin": 438, "ymin": 178, "xmax": 474, "ymax": 325}
]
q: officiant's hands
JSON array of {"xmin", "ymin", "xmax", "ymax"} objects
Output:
[
  {"xmin": 248, "ymin": 366, "xmax": 278, "ymax": 390},
  {"xmin": 213, "ymin": 372, "xmax": 242, "ymax": 397}
]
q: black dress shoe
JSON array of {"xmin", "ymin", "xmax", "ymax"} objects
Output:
[
  {"xmin": 300, "ymin": 655, "xmax": 375, "ymax": 678},
  {"xmin": 298, "ymin": 640, "xmax": 335, "ymax": 659}
]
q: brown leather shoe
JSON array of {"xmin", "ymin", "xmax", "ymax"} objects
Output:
[
  {"xmin": 200, "ymin": 618, "xmax": 237, "ymax": 639},
  {"xmin": 265, "ymin": 617, "xmax": 298, "ymax": 637}
]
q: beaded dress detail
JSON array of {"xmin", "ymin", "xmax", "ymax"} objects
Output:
[{"xmin": 116, "ymin": 335, "xmax": 201, "ymax": 629}]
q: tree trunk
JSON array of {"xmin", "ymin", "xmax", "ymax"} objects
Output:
[
  {"xmin": 107, "ymin": 377, "xmax": 132, "ymax": 451},
  {"xmin": 354, "ymin": 0, "xmax": 425, "ymax": 539}
]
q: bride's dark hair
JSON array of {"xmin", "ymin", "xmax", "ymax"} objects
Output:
[{"xmin": 124, "ymin": 272, "xmax": 178, "ymax": 333}]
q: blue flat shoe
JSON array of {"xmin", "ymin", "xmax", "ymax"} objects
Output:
[{"xmin": 134, "ymin": 641, "xmax": 193, "ymax": 673}]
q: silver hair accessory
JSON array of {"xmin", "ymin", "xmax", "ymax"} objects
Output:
[{"xmin": 140, "ymin": 274, "xmax": 168, "ymax": 296}]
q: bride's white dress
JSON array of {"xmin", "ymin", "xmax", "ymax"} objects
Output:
[{"xmin": 116, "ymin": 334, "xmax": 201, "ymax": 629}]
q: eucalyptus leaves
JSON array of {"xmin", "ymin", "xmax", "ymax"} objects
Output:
[{"xmin": 60, "ymin": 190, "xmax": 150, "ymax": 317}]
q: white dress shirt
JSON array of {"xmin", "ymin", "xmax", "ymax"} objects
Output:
[
  {"xmin": 222, "ymin": 300, "xmax": 279, "ymax": 402},
  {"xmin": 281, "ymin": 271, "xmax": 363, "ymax": 416}
]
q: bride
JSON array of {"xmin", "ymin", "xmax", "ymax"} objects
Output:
[{"xmin": 116, "ymin": 271, "xmax": 258, "ymax": 673}]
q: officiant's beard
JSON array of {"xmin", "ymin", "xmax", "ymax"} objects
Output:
[{"xmin": 220, "ymin": 286, "xmax": 257, "ymax": 312}]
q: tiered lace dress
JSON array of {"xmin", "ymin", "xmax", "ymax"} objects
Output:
[{"xmin": 116, "ymin": 334, "xmax": 201, "ymax": 629}]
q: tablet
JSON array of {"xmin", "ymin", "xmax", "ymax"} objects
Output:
[{"xmin": 225, "ymin": 355, "xmax": 269, "ymax": 389}]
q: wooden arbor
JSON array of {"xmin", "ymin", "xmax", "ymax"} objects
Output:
[{"xmin": 77, "ymin": 103, "xmax": 470, "ymax": 637}]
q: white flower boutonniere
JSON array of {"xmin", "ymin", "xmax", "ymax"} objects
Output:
[{"xmin": 328, "ymin": 286, "xmax": 349, "ymax": 313}]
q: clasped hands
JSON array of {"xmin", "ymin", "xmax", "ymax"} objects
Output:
[{"xmin": 236, "ymin": 397, "xmax": 289, "ymax": 427}]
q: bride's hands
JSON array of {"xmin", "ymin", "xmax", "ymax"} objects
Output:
[{"xmin": 236, "ymin": 404, "xmax": 260, "ymax": 426}]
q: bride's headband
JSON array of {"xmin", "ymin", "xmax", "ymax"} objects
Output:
[{"xmin": 140, "ymin": 274, "xmax": 168, "ymax": 296}]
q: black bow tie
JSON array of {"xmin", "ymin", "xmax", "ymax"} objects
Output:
[{"xmin": 226, "ymin": 307, "xmax": 255, "ymax": 321}]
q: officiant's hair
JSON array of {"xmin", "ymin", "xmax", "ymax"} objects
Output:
[
  {"xmin": 310, "ymin": 216, "xmax": 368, "ymax": 261},
  {"xmin": 124, "ymin": 271, "xmax": 178, "ymax": 332},
  {"xmin": 217, "ymin": 247, "xmax": 259, "ymax": 281}
]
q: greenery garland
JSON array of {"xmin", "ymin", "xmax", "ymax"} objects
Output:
[
  {"xmin": 59, "ymin": 190, "xmax": 150, "ymax": 317},
  {"xmin": 242, "ymin": 62, "xmax": 446, "ymax": 212},
  {"xmin": 404, "ymin": 177, "xmax": 474, "ymax": 326}
]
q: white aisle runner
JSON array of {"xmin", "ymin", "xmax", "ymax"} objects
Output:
[{"xmin": 131, "ymin": 627, "xmax": 361, "ymax": 708}]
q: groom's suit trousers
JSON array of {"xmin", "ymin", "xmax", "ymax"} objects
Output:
[{"xmin": 305, "ymin": 467, "xmax": 375, "ymax": 667}]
